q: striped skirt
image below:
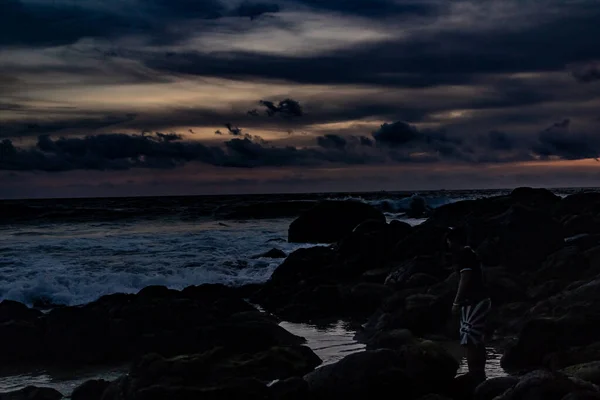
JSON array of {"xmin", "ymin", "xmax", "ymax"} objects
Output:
[{"xmin": 460, "ymin": 298, "xmax": 491, "ymax": 346}]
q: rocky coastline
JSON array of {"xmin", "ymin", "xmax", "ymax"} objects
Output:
[{"xmin": 3, "ymin": 187, "xmax": 600, "ymax": 399}]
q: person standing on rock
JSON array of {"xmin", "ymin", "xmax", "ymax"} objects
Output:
[{"xmin": 446, "ymin": 226, "xmax": 491, "ymax": 383}]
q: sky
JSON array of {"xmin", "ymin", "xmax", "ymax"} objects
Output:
[{"xmin": 1, "ymin": 0, "xmax": 600, "ymax": 198}]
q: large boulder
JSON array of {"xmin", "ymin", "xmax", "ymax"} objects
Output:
[
  {"xmin": 336, "ymin": 220, "xmax": 412, "ymax": 272},
  {"xmin": 103, "ymin": 345, "xmax": 321, "ymax": 400},
  {"xmin": 288, "ymin": 201, "xmax": 386, "ymax": 244},
  {"xmin": 563, "ymin": 361, "xmax": 600, "ymax": 386},
  {"xmin": 0, "ymin": 300, "xmax": 42, "ymax": 323},
  {"xmin": 555, "ymin": 193, "xmax": 600, "ymax": 220},
  {"xmin": 493, "ymin": 370, "xmax": 599, "ymax": 400},
  {"xmin": 474, "ymin": 205, "xmax": 564, "ymax": 271},
  {"xmin": 0, "ymin": 284, "xmax": 307, "ymax": 368},
  {"xmin": 473, "ymin": 376, "xmax": 520, "ymax": 400},
  {"xmin": 305, "ymin": 341, "xmax": 458, "ymax": 400},
  {"xmin": 0, "ymin": 386, "xmax": 62, "ymax": 400},
  {"xmin": 71, "ymin": 380, "xmax": 111, "ymax": 400}
]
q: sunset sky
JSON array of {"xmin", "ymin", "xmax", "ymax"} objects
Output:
[{"xmin": 2, "ymin": 0, "xmax": 600, "ymax": 198}]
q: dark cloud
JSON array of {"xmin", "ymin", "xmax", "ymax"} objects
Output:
[
  {"xmin": 572, "ymin": 63, "xmax": 600, "ymax": 83},
  {"xmin": 258, "ymin": 99, "xmax": 304, "ymax": 117},
  {"xmin": 0, "ymin": 131, "xmax": 376, "ymax": 171},
  {"xmin": 0, "ymin": 0, "xmax": 279, "ymax": 48},
  {"xmin": 0, "ymin": 0, "xmax": 146, "ymax": 47},
  {"xmin": 295, "ymin": 0, "xmax": 441, "ymax": 17},
  {"xmin": 233, "ymin": 2, "xmax": 280, "ymax": 20},
  {"xmin": 0, "ymin": 114, "xmax": 137, "ymax": 138},
  {"xmin": 532, "ymin": 119, "xmax": 600, "ymax": 160},
  {"xmin": 359, "ymin": 136, "xmax": 374, "ymax": 147},
  {"xmin": 142, "ymin": 3, "xmax": 600, "ymax": 90},
  {"xmin": 317, "ymin": 134, "xmax": 347, "ymax": 149},
  {"xmin": 487, "ymin": 130, "xmax": 514, "ymax": 151},
  {"xmin": 3, "ymin": 116, "xmax": 600, "ymax": 172}
]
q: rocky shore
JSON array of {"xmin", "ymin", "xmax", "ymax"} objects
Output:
[{"xmin": 3, "ymin": 188, "xmax": 600, "ymax": 399}]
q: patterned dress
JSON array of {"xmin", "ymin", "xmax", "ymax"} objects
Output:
[{"xmin": 454, "ymin": 246, "xmax": 491, "ymax": 346}]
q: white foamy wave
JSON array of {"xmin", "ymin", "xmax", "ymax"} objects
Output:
[
  {"xmin": 326, "ymin": 194, "xmax": 461, "ymax": 214},
  {"xmin": 0, "ymin": 218, "xmax": 312, "ymax": 307}
]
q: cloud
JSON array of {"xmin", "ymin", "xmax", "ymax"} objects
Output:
[
  {"xmin": 232, "ymin": 2, "xmax": 280, "ymax": 20},
  {"xmin": 0, "ymin": 114, "xmax": 137, "ymax": 138},
  {"xmin": 532, "ymin": 119, "xmax": 600, "ymax": 160},
  {"xmin": 294, "ymin": 0, "xmax": 441, "ymax": 17},
  {"xmin": 317, "ymin": 134, "xmax": 347, "ymax": 149},
  {"xmin": 0, "ymin": 0, "xmax": 279, "ymax": 48},
  {"xmin": 572, "ymin": 62, "xmax": 600, "ymax": 83},
  {"xmin": 258, "ymin": 99, "xmax": 304, "ymax": 117}
]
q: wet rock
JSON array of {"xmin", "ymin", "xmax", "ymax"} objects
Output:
[
  {"xmin": 252, "ymin": 248, "xmax": 287, "ymax": 259},
  {"xmin": 546, "ymin": 342, "xmax": 600, "ymax": 371},
  {"xmin": 475, "ymin": 205, "xmax": 564, "ymax": 271},
  {"xmin": 406, "ymin": 195, "xmax": 431, "ymax": 218},
  {"xmin": 493, "ymin": 370, "xmax": 599, "ymax": 400},
  {"xmin": 563, "ymin": 361, "xmax": 600, "ymax": 385},
  {"xmin": 288, "ymin": 200, "xmax": 386, "ymax": 244},
  {"xmin": 336, "ymin": 220, "xmax": 412, "ymax": 271},
  {"xmin": 384, "ymin": 256, "xmax": 446, "ymax": 289},
  {"xmin": 562, "ymin": 392, "xmax": 600, "ymax": 400},
  {"xmin": 306, "ymin": 341, "xmax": 458, "ymax": 399},
  {"xmin": 473, "ymin": 376, "xmax": 519, "ymax": 400},
  {"xmin": 0, "ymin": 284, "xmax": 306, "ymax": 367},
  {"xmin": 532, "ymin": 246, "xmax": 589, "ymax": 283},
  {"xmin": 555, "ymin": 193, "xmax": 600, "ymax": 220},
  {"xmin": 365, "ymin": 328, "xmax": 415, "ymax": 350},
  {"xmin": 0, "ymin": 386, "xmax": 63, "ymax": 400},
  {"xmin": 0, "ymin": 300, "xmax": 42, "ymax": 324},
  {"xmin": 511, "ymin": 187, "xmax": 561, "ymax": 210},
  {"xmin": 71, "ymin": 379, "xmax": 111, "ymax": 400},
  {"xmin": 270, "ymin": 377, "xmax": 309, "ymax": 400},
  {"xmin": 102, "ymin": 345, "xmax": 319, "ymax": 400}
]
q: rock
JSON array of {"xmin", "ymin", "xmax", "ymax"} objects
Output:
[
  {"xmin": 268, "ymin": 247, "xmax": 336, "ymax": 285},
  {"xmin": 366, "ymin": 328, "xmax": 415, "ymax": 350},
  {"xmin": 511, "ymin": 187, "xmax": 561, "ymax": 209},
  {"xmin": 344, "ymin": 283, "xmax": 393, "ymax": 314},
  {"xmin": 546, "ymin": 342, "xmax": 600, "ymax": 371},
  {"xmin": 555, "ymin": 193, "xmax": 600, "ymax": 219},
  {"xmin": 390, "ymin": 225, "xmax": 449, "ymax": 262},
  {"xmin": 0, "ymin": 386, "xmax": 63, "ymax": 400},
  {"xmin": 562, "ymin": 216, "xmax": 600, "ymax": 237},
  {"xmin": 0, "ymin": 300, "xmax": 42, "ymax": 324},
  {"xmin": 475, "ymin": 205, "xmax": 564, "ymax": 271},
  {"xmin": 252, "ymin": 248, "xmax": 287, "ymax": 259},
  {"xmin": 288, "ymin": 200, "xmax": 386, "ymax": 244},
  {"xmin": 269, "ymin": 377, "xmax": 309, "ymax": 400},
  {"xmin": 562, "ymin": 392, "xmax": 600, "ymax": 400},
  {"xmin": 336, "ymin": 220, "xmax": 412, "ymax": 271},
  {"xmin": 305, "ymin": 341, "xmax": 458, "ymax": 399},
  {"xmin": 384, "ymin": 256, "xmax": 446, "ymax": 289},
  {"xmin": 406, "ymin": 195, "xmax": 430, "ymax": 218},
  {"xmin": 0, "ymin": 284, "xmax": 307, "ymax": 368},
  {"xmin": 501, "ymin": 318, "xmax": 567, "ymax": 372},
  {"xmin": 103, "ymin": 345, "xmax": 320, "ymax": 400},
  {"xmin": 130, "ymin": 378, "xmax": 270, "ymax": 400},
  {"xmin": 71, "ymin": 379, "xmax": 110, "ymax": 400},
  {"xmin": 494, "ymin": 370, "xmax": 599, "ymax": 400},
  {"xmin": 532, "ymin": 246, "xmax": 589, "ymax": 283},
  {"xmin": 473, "ymin": 376, "xmax": 519, "ymax": 400},
  {"xmin": 563, "ymin": 362, "xmax": 600, "ymax": 385}
]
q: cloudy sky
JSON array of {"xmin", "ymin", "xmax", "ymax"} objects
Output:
[{"xmin": 1, "ymin": 0, "xmax": 600, "ymax": 198}]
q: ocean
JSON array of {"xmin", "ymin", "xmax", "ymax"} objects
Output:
[{"xmin": 0, "ymin": 188, "xmax": 594, "ymax": 394}]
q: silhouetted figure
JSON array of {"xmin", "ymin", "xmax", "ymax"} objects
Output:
[{"xmin": 446, "ymin": 227, "xmax": 491, "ymax": 383}]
